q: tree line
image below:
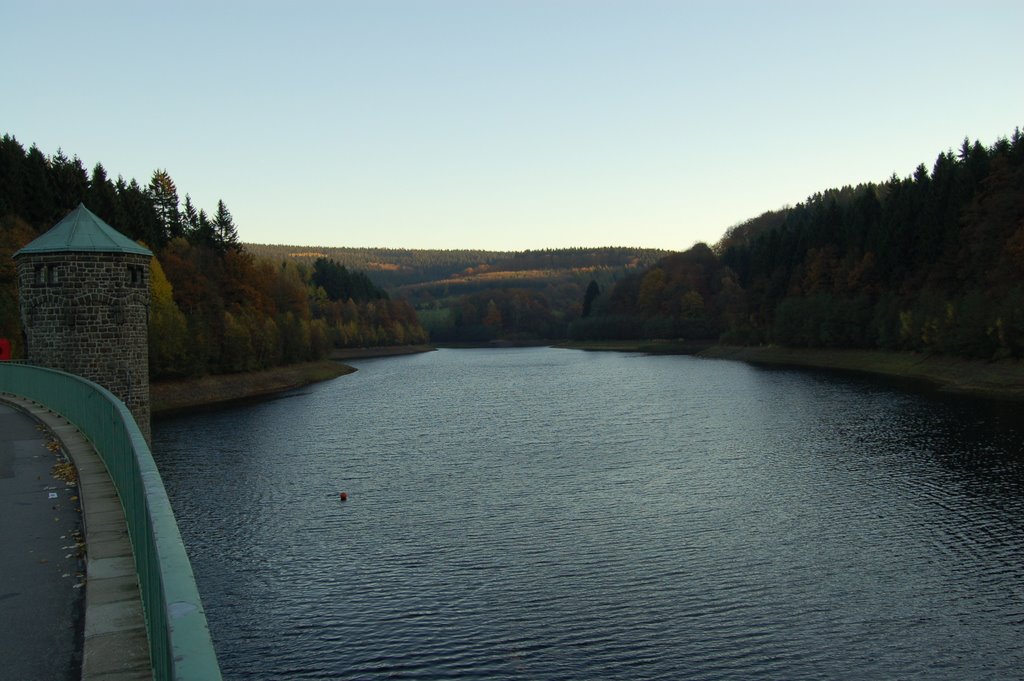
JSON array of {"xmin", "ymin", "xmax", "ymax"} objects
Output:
[
  {"xmin": 0, "ymin": 134, "xmax": 426, "ymax": 377},
  {"xmin": 575, "ymin": 128, "xmax": 1024, "ymax": 359},
  {"xmin": 9, "ymin": 127, "xmax": 1019, "ymax": 359},
  {"xmin": 247, "ymin": 243, "xmax": 666, "ymax": 288},
  {"xmin": 404, "ymin": 260, "xmax": 657, "ymax": 342},
  {"xmin": 252, "ymin": 242, "xmax": 665, "ymax": 343}
]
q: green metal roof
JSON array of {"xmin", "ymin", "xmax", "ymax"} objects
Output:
[{"xmin": 15, "ymin": 203, "xmax": 153, "ymax": 257}]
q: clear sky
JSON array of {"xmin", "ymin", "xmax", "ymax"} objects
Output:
[{"xmin": 4, "ymin": 1, "xmax": 1022, "ymax": 251}]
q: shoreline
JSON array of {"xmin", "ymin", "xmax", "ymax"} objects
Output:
[
  {"xmin": 151, "ymin": 346, "xmax": 435, "ymax": 416},
  {"xmin": 328, "ymin": 344, "xmax": 436, "ymax": 360},
  {"xmin": 151, "ymin": 360, "xmax": 355, "ymax": 417},
  {"xmin": 555, "ymin": 339, "xmax": 712, "ymax": 355},
  {"xmin": 150, "ymin": 341, "xmax": 1024, "ymax": 415},
  {"xmin": 559, "ymin": 341, "xmax": 1024, "ymax": 401},
  {"xmin": 435, "ymin": 339, "xmax": 553, "ymax": 349}
]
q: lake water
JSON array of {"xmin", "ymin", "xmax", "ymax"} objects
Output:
[{"xmin": 152, "ymin": 348, "xmax": 1024, "ymax": 680}]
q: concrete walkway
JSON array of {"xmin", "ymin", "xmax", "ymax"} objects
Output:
[
  {"xmin": 0, "ymin": 396, "xmax": 152, "ymax": 681},
  {"xmin": 0, "ymin": 401, "xmax": 83, "ymax": 681}
]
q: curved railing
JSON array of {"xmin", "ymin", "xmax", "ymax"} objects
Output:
[{"xmin": 0, "ymin": 362, "xmax": 222, "ymax": 681}]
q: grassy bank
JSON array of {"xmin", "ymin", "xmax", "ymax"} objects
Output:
[
  {"xmin": 698, "ymin": 346, "xmax": 1024, "ymax": 401},
  {"xmin": 560, "ymin": 341, "xmax": 1024, "ymax": 401},
  {"xmin": 151, "ymin": 360, "xmax": 355, "ymax": 416}
]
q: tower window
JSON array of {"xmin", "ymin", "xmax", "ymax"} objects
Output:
[
  {"xmin": 128, "ymin": 265, "xmax": 145, "ymax": 287},
  {"xmin": 33, "ymin": 264, "xmax": 60, "ymax": 286}
]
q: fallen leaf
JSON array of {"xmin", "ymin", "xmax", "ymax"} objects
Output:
[{"xmin": 51, "ymin": 461, "xmax": 77, "ymax": 483}]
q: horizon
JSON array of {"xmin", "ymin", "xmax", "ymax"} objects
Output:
[
  {"xmin": 243, "ymin": 240, "xmax": 676, "ymax": 253},
  {"xmin": 5, "ymin": 1, "xmax": 1023, "ymax": 252}
]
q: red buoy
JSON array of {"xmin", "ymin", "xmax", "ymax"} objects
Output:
[{"xmin": 339, "ymin": 492, "xmax": 348, "ymax": 501}]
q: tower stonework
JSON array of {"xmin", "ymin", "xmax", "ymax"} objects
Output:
[{"xmin": 15, "ymin": 204, "xmax": 153, "ymax": 442}]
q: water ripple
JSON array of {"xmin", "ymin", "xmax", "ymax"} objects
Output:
[{"xmin": 154, "ymin": 348, "xmax": 1024, "ymax": 680}]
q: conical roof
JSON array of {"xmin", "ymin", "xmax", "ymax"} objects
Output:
[{"xmin": 15, "ymin": 203, "xmax": 152, "ymax": 257}]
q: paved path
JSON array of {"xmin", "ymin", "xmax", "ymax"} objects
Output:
[
  {"xmin": 0, "ymin": 401, "xmax": 84, "ymax": 681},
  {"xmin": 0, "ymin": 396, "xmax": 152, "ymax": 681}
]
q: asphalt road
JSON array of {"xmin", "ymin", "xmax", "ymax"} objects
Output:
[{"xmin": 0, "ymin": 402, "xmax": 84, "ymax": 681}]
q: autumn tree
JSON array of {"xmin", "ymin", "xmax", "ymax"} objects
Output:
[{"xmin": 148, "ymin": 256, "xmax": 189, "ymax": 377}]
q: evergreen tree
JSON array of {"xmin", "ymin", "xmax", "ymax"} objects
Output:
[
  {"xmin": 88, "ymin": 163, "xmax": 119, "ymax": 225},
  {"xmin": 182, "ymin": 194, "xmax": 200, "ymax": 236},
  {"xmin": 49, "ymin": 149, "xmax": 89, "ymax": 212},
  {"xmin": 23, "ymin": 144, "xmax": 55, "ymax": 226},
  {"xmin": 148, "ymin": 169, "xmax": 182, "ymax": 239},
  {"xmin": 0, "ymin": 134, "xmax": 26, "ymax": 218},
  {"xmin": 213, "ymin": 199, "xmax": 241, "ymax": 252},
  {"xmin": 195, "ymin": 208, "xmax": 217, "ymax": 249},
  {"xmin": 581, "ymin": 279, "xmax": 600, "ymax": 317},
  {"xmin": 312, "ymin": 257, "xmax": 388, "ymax": 302},
  {"xmin": 118, "ymin": 178, "xmax": 163, "ymax": 246}
]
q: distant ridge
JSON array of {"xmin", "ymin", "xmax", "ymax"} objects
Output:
[{"xmin": 244, "ymin": 243, "xmax": 670, "ymax": 289}]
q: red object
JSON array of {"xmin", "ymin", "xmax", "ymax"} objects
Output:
[
  {"xmin": 0, "ymin": 339, "xmax": 10, "ymax": 361},
  {"xmin": 339, "ymin": 492, "xmax": 348, "ymax": 502}
]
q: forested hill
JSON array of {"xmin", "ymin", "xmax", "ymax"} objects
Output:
[
  {"xmin": 246, "ymin": 244, "xmax": 666, "ymax": 289},
  {"xmin": 246, "ymin": 244, "xmax": 502, "ymax": 288},
  {"xmin": 576, "ymin": 129, "xmax": 1024, "ymax": 360},
  {"xmin": 0, "ymin": 134, "xmax": 427, "ymax": 377},
  {"xmin": 8, "ymin": 127, "xmax": 1020, "ymax": 358},
  {"xmin": 248, "ymin": 244, "xmax": 667, "ymax": 342}
]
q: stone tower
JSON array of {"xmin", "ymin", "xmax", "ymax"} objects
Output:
[{"xmin": 15, "ymin": 203, "xmax": 153, "ymax": 442}]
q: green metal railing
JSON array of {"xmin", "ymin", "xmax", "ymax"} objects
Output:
[{"xmin": 0, "ymin": 362, "xmax": 222, "ymax": 681}]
